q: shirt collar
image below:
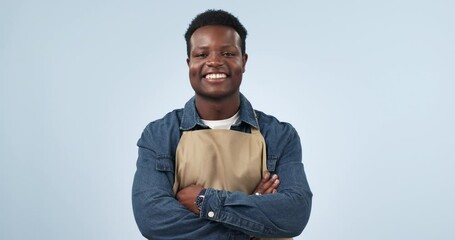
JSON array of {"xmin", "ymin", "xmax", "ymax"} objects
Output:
[{"xmin": 180, "ymin": 93, "xmax": 259, "ymax": 131}]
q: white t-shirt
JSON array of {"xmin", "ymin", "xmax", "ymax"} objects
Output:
[{"xmin": 201, "ymin": 111, "xmax": 240, "ymax": 130}]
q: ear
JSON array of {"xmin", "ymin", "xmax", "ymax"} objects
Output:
[{"xmin": 242, "ymin": 53, "xmax": 248, "ymax": 72}]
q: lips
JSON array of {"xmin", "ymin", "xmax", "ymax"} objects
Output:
[{"xmin": 204, "ymin": 73, "xmax": 228, "ymax": 79}]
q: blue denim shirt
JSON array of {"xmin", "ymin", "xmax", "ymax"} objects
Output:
[{"xmin": 132, "ymin": 94, "xmax": 312, "ymax": 240}]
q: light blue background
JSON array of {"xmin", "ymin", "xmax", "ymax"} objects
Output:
[{"xmin": 1, "ymin": 0, "xmax": 454, "ymax": 239}]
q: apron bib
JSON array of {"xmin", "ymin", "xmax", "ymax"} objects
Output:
[{"xmin": 173, "ymin": 126, "xmax": 291, "ymax": 240}]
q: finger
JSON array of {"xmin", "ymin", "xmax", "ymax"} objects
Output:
[
  {"xmin": 262, "ymin": 174, "xmax": 277, "ymax": 191},
  {"xmin": 253, "ymin": 172, "xmax": 271, "ymax": 193},
  {"xmin": 266, "ymin": 179, "xmax": 279, "ymax": 194},
  {"xmin": 261, "ymin": 171, "xmax": 271, "ymax": 183},
  {"xmin": 262, "ymin": 175, "xmax": 279, "ymax": 194},
  {"xmin": 253, "ymin": 173, "xmax": 279, "ymax": 195},
  {"xmin": 254, "ymin": 181, "xmax": 270, "ymax": 194},
  {"xmin": 272, "ymin": 179, "xmax": 280, "ymax": 191}
]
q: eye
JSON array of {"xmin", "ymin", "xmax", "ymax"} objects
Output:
[
  {"xmin": 194, "ymin": 53, "xmax": 208, "ymax": 58},
  {"xmin": 222, "ymin": 52, "xmax": 235, "ymax": 57}
]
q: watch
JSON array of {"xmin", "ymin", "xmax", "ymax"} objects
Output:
[{"xmin": 195, "ymin": 188, "xmax": 206, "ymax": 211}]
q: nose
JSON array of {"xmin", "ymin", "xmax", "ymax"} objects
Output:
[{"xmin": 206, "ymin": 53, "xmax": 223, "ymax": 67}]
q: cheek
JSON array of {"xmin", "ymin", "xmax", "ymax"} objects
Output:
[
  {"xmin": 188, "ymin": 64, "xmax": 199, "ymax": 77},
  {"xmin": 233, "ymin": 61, "xmax": 245, "ymax": 74}
]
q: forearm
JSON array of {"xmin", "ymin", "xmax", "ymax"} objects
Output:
[
  {"xmin": 132, "ymin": 146, "xmax": 244, "ymax": 239},
  {"xmin": 132, "ymin": 183, "xmax": 231, "ymax": 239},
  {"xmin": 198, "ymin": 128, "xmax": 312, "ymax": 238},
  {"xmin": 201, "ymin": 124, "xmax": 313, "ymax": 238},
  {"xmin": 199, "ymin": 164, "xmax": 312, "ymax": 238}
]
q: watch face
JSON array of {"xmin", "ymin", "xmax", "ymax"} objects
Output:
[{"xmin": 196, "ymin": 195, "xmax": 205, "ymax": 210}]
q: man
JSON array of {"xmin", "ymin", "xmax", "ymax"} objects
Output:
[{"xmin": 132, "ymin": 9, "xmax": 312, "ymax": 239}]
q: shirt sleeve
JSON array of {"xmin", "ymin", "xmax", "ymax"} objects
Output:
[
  {"xmin": 198, "ymin": 126, "xmax": 313, "ymax": 238},
  {"xmin": 132, "ymin": 127, "xmax": 247, "ymax": 239}
]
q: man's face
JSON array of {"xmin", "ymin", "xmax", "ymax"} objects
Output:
[{"xmin": 187, "ymin": 25, "xmax": 247, "ymax": 101}]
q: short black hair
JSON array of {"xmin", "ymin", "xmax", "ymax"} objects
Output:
[{"xmin": 184, "ymin": 9, "xmax": 248, "ymax": 57}]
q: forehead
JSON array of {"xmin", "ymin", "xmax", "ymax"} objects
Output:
[{"xmin": 190, "ymin": 25, "xmax": 241, "ymax": 49}]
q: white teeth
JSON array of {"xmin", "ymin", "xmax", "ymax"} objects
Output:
[{"xmin": 205, "ymin": 73, "xmax": 226, "ymax": 79}]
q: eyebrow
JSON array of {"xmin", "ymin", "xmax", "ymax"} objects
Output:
[{"xmin": 192, "ymin": 45, "xmax": 239, "ymax": 50}]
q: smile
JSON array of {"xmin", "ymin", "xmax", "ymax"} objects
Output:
[{"xmin": 204, "ymin": 73, "xmax": 227, "ymax": 79}]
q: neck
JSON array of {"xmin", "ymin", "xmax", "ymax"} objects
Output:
[{"xmin": 195, "ymin": 93, "xmax": 240, "ymax": 120}]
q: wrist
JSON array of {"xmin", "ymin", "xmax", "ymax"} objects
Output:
[{"xmin": 195, "ymin": 188, "xmax": 206, "ymax": 213}]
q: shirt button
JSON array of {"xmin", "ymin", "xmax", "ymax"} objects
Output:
[{"xmin": 208, "ymin": 211, "xmax": 215, "ymax": 218}]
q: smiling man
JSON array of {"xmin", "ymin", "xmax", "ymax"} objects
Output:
[{"xmin": 132, "ymin": 10, "xmax": 312, "ymax": 240}]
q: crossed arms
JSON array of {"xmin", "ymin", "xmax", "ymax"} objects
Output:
[{"xmin": 132, "ymin": 126, "xmax": 312, "ymax": 239}]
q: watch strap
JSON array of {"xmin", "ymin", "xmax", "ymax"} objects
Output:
[{"xmin": 195, "ymin": 188, "xmax": 206, "ymax": 211}]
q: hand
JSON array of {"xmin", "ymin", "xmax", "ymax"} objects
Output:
[
  {"xmin": 252, "ymin": 171, "xmax": 279, "ymax": 195},
  {"xmin": 176, "ymin": 184, "xmax": 203, "ymax": 215}
]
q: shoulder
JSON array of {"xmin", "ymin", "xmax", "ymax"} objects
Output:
[
  {"xmin": 255, "ymin": 110, "xmax": 301, "ymax": 157},
  {"xmin": 145, "ymin": 109, "xmax": 183, "ymax": 131},
  {"xmin": 255, "ymin": 110, "xmax": 298, "ymax": 138},
  {"xmin": 138, "ymin": 109, "xmax": 183, "ymax": 157}
]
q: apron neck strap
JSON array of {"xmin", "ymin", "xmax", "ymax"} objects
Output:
[{"xmin": 251, "ymin": 111, "xmax": 261, "ymax": 135}]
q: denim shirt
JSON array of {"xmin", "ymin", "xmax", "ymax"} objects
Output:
[{"xmin": 132, "ymin": 94, "xmax": 312, "ymax": 240}]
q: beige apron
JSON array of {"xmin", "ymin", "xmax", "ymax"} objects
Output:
[{"xmin": 173, "ymin": 125, "xmax": 292, "ymax": 240}]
